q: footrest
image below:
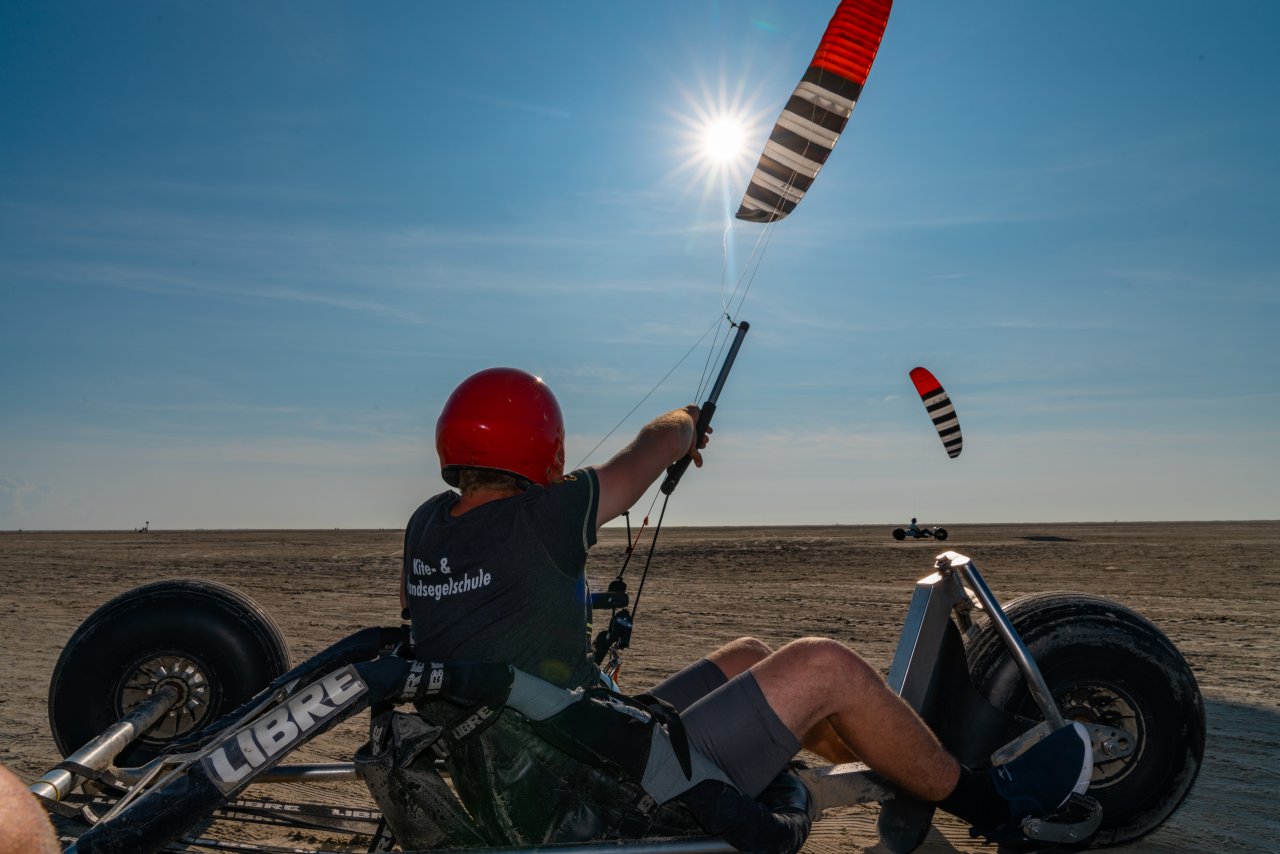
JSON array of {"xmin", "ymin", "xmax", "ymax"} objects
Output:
[{"xmin": 1021, "ymin": 792, "xmax": 1102, "ymax": 845}]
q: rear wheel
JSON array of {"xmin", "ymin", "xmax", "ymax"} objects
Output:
[
  {"xmin": 48, "ymin": 580, "xmax": 290, "ymax": 766},
  {"xmin": 892, "ymin": 528, "xmax": 906, "ymax": 541},
  {"xmin": 966, "ymin": 593, "xmax": 1204, "ymax": 846}
]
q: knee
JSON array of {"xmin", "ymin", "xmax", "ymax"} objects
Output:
[
  {"xmin": 728, "ymin": 637, "xmax": 773, "ymax": 661},
  {"xmin": 708, "ymin": 637, "xmax": 773, "ymax": 678},
  {"xmin": 784, "ymin": 637, "xmax": 881, "ymax": 689}
]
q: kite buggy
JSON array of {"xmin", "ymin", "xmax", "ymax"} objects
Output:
[
  {"xmin": 32, "ymin": 549, "xmax": 1203, "ymax": 854},
  {"xmin": 892, "ymin": 520, "xmax": 949, "ymax": 541}
]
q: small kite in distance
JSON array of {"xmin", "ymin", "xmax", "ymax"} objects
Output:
[
  {"xmin": 736, "ymin": 0, "xmax": 894, "ymax": 223},
  {"xmin": 909, "ymin": 366, "xmax": 962, "ymax": 459}
]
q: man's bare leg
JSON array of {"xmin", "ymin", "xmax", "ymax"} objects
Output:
[
  {"xmin": 749, "ymin": 637, "xmax": 959, "ymax": 801},
  {"xmin": 705, "ymin": 636, "xmax": 1088, "ymax": 834},
  {"xmin": 707, "ymin": 638, "xmax": 859, "ymax": 766},
  {"xmin": 704, "ymin": 637, "xmax": 772, "ymax": 679},
  {"xmin": 801, "ymin": 722, "xmax": 860, "ymax": 765},
  {"xmin": 0, "ymin": 766, "xmax": 59, "ymax": 854}
]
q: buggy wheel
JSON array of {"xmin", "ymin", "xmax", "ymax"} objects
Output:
[
  {"xmin": 966, "ymin": 593, "xmax": 1204, "ymax": 846},
  {"xmin": 892, "ymin": 528, "xmax": 907, "ymax": 541},
  {"xmin": 933, "ymin": 527, "xmax": 948, "ymax": 541},
  {"xmin": 48, "ymin": 580, "xmax": 290, "ymax": 766}
]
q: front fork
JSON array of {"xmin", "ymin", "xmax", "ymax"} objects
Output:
[
  {"xmin": 878, "ymin": 551, "xmax": 1106, "ymax": 852},
  {"xmin": 888, "ymin": 551, "xmax": 1064, "ymax": 729}
]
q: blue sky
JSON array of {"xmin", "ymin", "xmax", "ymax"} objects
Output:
[{"xmin": 2, "ymin": 1, "xmax": 1277, "ymax": 529}]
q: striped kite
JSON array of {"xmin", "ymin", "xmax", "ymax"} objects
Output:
[
  {"xmin": 909, "ymin": 366, "xmax": 963, "ymax": 459},
  {"xmin": 736, "ymin": 0, "xmax": 893, "ymax": 223}
]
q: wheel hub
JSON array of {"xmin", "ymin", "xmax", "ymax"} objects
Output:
[
  {"xmin": 119, "ymin": 654, "xmax": 215, "ymax": 741},
  {"xmin": 1058, "ymin": 684, "xmax": 1142, "ymax": 788}
]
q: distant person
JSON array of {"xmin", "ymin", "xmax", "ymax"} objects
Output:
[
  {"xmin": 0, "ymin": 765, "xmax": 59, "ymax": 854},
  {"xmin": 909, "ymin": 516, "xmax": 921, "ymax": 535},
  {"xmin": 401, "ymin": 367, "xmax": 1092, "ymax": 846}
]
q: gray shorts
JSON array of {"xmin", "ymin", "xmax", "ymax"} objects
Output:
[{"xmin": 646, "ymin": 659, "xmax": 800, "ymax": 798}]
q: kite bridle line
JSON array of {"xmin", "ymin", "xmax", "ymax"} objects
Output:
[
  {"xmin": 580, "ymin": 146, "xmax": 799, "ymax": 680},
  {"xmin": 572, "ymin": 208, "xmax": 777, "ymax": 473},
  {"xmin": 573, "ymin": 153, "xmax": 788, "ymax": 680},
  {"xmin": 592, "ymin": 316, "xmax": 751, "ymax": 682},
  {"xmin": 588, "ymin": 0, "xmax": 894, "ymax": 675},
  {"xmin": 578, "ymin": 90, "xmax": 790, "ymax": 679}
]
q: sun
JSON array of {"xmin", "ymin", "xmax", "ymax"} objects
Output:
[
  {"xmin": 700, "ymin": 117, "xmax": 747, "ymax": 164},
  {"xmin": 665, "ymin": 75, "xmax": 771, "ymax": 211},
  {"xmin": 675, "ymin": 107, "xmax": 762, "ymax": 182}
]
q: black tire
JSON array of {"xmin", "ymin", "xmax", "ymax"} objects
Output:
[
  {"xmin": 892, "ymin": 528, "xmax": 907, "ymax": 541},
  {"xmin": 933, "ymin": 527, "xmax": 948, "ymax": 541},
  {"xmin": 966, "ymin": 593, "xmax": 1204, "ymax": 847},
  {"xmin": 48, "ymin": 579, "xmax": 291, "ymax": 766}
]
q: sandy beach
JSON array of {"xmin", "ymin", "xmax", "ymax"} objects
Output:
[{"xmin": 1, "ymin": 522, "xmax": 1276, "ymax": 851}]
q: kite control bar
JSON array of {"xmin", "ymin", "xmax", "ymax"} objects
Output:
[{"xmin": 661, "ymin": 320, "xmax": 749, "ymax": 495}]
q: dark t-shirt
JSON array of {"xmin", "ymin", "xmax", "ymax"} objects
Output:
[{"xmin": 403, "ymin": 468, "xmax": 601, "ymax": 689}]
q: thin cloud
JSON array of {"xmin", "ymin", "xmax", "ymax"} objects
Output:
[
  {"xmin": 14, "ymin": 430, "xmax": 421, "ymax": 469},
  {"xmin": 0, "ymin": 476, "xmax": 54, "ymax": 515},
  {"xmin": 122, "ymin": 402, "xmax": 307, "ymax": 415},
  {"xmin": 386, "ymin": 225, "xmax": 595, "ymax": 251},
  {"xmin": 988, "ymin": 317, "xmax": 1113, "ymax": 331},
  {"xmin": 449, "ymin": 86, "xmax": 572, "ymax": 119},
  {"xmin": 5, "ymin": 259, "xmax": 429, "ymax": 325}
]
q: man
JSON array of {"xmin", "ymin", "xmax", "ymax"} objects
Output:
[{"xmin": 402, "ymin": 367, "xmax": 1092, "ymax": 846}]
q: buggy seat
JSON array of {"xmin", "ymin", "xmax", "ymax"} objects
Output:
[{"xmin": 355, "ymin": 660, "xmax": 814, "ymax": 854}]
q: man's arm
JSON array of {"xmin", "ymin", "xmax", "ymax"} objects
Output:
[{"xmin": 593, "ymin": 405, "xmax": 708, "ymax": 527}]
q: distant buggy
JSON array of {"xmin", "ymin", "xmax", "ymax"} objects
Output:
[{"xmin": 893, "ymin": 520, "xmax": 948, "ymax": 541}]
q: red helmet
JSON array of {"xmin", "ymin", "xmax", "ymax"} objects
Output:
[{"xmin": 436, "ymin": 367, "xmax": 566, "ymax": 488}]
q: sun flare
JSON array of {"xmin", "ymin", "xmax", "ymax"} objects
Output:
[
  {"xmin": 701, "ymin": 118, "xmax": 747, "ymax": 164},
  {"xmin": 667, "ymin": 82, "xmax": 770, "ymax": 209}
]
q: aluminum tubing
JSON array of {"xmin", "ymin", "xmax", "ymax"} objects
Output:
[{"xmin": 30, "ymin": 684, "xmax": 182, "ymax": 802}]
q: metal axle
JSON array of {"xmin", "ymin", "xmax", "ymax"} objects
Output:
[{"xmin": 30, "ymin": 684, "xmax": 182, "ymax": 802}]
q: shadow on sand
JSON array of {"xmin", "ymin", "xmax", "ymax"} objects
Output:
[{"xmin": 895, "ymin": 698, "xmax": 1280, "ymax": 853}]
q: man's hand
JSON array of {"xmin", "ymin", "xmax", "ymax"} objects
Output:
[
  {"xmin": 595, "ymin": 404, "xmax": 708, "ymax": 527},
  {"xmin": 683, "ymin": 403, "xmax": 712, "ymax": 467}
]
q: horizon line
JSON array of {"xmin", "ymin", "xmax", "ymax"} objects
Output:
[{"xmin": 3, "ymin": 519, "xmax": 1278, "ymax": 535}]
